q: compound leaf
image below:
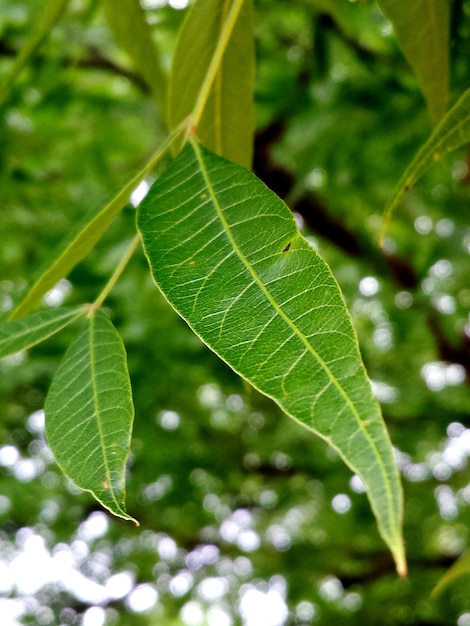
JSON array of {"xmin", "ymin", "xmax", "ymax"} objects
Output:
[
  {"xmin": 45, "ymin": 309, "xmax": 136, "ymax": 523},
  {"xmin": 137, "ymin": 140, "xmax": 406, "ymax": 574}
]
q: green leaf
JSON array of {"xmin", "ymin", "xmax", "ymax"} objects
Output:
[
  {"xmin": 431, "ymin": 550, "xmax": 470, "ymax": 598},
  {"xmin": 168, "ymin": 0, "xmax": 255, "ymax": 168},
  {"xmin": 0, "ymin": 307, "xmax": 83, "ymax": 360},
  {"xmin": 137, "ymin": 140, "xmax": 406, "ymax": 575},
  {"xmin": 381, "ymin": 87, "xmax": 470, "ymax": 243},
  {"xmin": 0, "ymin": 0, "xmax": 69, "ymax": 108},
  {"xmin": 9, "ymin": 131, "xmax": 178, "ymax": 320},
  {"xmin": 102, "ymin": 0, "xmax": 167, "ymax": 115},
  {"xmin": 10, "ymin": 198, "xmax": 126, "ymax": 320},
  {"xmin": 376, "ymin": 0, "xmax": 449, "ymax": 123},
  {"xmin": 45, "ymin": 309, "xmax": 137, "ymax": 523}
]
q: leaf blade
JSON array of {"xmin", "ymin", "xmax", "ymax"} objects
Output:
[
  {"xmin": 137, "ymin": 141, "xmax": 406, "ymax": 574},
  {"xmin": 381, "ymin": 87, "xmax": 470, "ymax": 242},
  {"xmin": 168, "ymin": 0, "xmax": 255, "ymax": 168},
  {"xmin": 45, "ymin": 310, "xmax": 136, "ymax": 523},
  {"xmin": 0, "ymin": 307, "xmax": 84, "ymax": 360},
  {"xmin": 377, "ymin": 0, "xmax": 449, "ymax": 122}
]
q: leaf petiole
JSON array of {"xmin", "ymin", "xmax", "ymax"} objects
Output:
[{"xmin": 92, "ymin": 234, "xmax": 142, "ymax": 312}]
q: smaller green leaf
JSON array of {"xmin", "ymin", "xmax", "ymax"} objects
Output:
[
  {"xmin": 377, "ymin": 0, "xmax": 449, "ymax": 123},
  {"xmin": 9, "ymin": 130, "xmax": 179, "ymax": 321},
  {"xmin": 381, "ymin": 87, "xmax": 470, "ymax": 243},
  {"xmin": 0, "ymin": 0, "xmax": 68, "ymax": 107},
  {"xmin": 103, "ymin": 0, "xmax": 167, "ymax": 115},
  {"xmin": 45, "ymin": 309, "xmax": 137, "ymax": 523},
  {"xmin": 0, "ymin": 307, "xmax": 84, "ymax": 360}
]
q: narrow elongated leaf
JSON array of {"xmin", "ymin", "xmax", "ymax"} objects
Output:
[
  {"xmin": 0, "ymin": 0, "xmax": 68, "ymax": 107},
  {"xmin": 45, "ymin": 309, "xmax": 136, "ymax": 523},
  {"xmin": 10, "ymin": 198, "xmax": 126, "ymax": 320},
  {"xmin": 0, "ymin": 307, "xmax": 83, "ymax": 360},
  {"xmin": 103, "ymin": 0, "xmax": 167, "ymax": 115},
  {"xmin": 137, "ymin": 140, "xmax": 406, "ymax": 575},
  {"xmin": 377, "ymin": 0, "xmax": 449, "ymax": 123},
  {"xmin": 168, "ymin": 0, "xmax": 255, "ymax": 168},
  {"xmin": 431, "ymin": 550, "xmax": 470, "ymax": 598},
  {"xmin": 381, "ymin": 87, "xmax": 470, "ymax": 242},
  {"xmin": 9, "ymin": 130, "xmax": 178, "ymax": 320}
]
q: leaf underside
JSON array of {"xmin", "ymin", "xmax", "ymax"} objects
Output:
[
  {"xmin": 0, "ymin": 307, "xmax": 83, "ymax": 360},
  {"xmin": 45, "ymin": 310, "xmax": 136, "ymax": 523},
  {"xmin": 137, "ymin": 140, "xmax": 405, "ymax": 574}
]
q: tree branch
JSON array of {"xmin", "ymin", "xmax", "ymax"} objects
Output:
[
  {"xmin": 253, "ymin": 123, "xmax": 419, "ymax": 289},
  {"xmin": 0, "ymin": 39, "xmax": 150, "ymax": 93}
]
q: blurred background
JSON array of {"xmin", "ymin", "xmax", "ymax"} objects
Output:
[{"xmin": 2, "ymin": 0, "xmax": 470, "ymax": 624}]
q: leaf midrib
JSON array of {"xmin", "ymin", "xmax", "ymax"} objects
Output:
[
  {"xmin": 89, "ymin": 312, "xmax": 121, "ymax": 510},
  {"xmin": 191, "ymin": 139, "xmax": 398, "ymax": 537}
]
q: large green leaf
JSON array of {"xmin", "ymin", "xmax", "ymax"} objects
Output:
[
  {"xmin": 137, "ymin": 140, "xmax": 406, "ymax": 574},
  {"xmin": 0, "ymin": 0, "xmax": 68, "ymax": 107},
  {"xmin": 45, "ymin": 309, "xmax": 136, "ymax": 523},
  {"xmin": 103, "ymin": 0, "xmax": 167, "ymax": 115},
  {"xmin": 381, "ymin": 86, "xmax": 470, "ymax": 242},
  {"xmin": 168, "ymin": 0, "xmax": 255, "ymax": 168},
  {"xmin": 376, "ymin": 0, "xmax": 449, "ymax": 123},
  {"xmin": 0, "ymin": 307, "xmax": 83, "ymax": 360}
]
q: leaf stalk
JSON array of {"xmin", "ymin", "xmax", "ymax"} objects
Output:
[{"xmin": 93, "ymin": 234, "xmax": 141, "ymax": 311}]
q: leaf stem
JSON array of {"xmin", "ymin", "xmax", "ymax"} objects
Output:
[
  {"xmin": 92, "ymin": 234, "xmax": 141, "ymax": 312},
  {"xmin": 189, "ymin": 0, "xmax": 245, "ymax": 134}
]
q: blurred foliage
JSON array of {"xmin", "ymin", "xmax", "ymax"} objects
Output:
[{"xmin": 1, "ymin": 0, "xmax": 470, "ymax": 625}]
